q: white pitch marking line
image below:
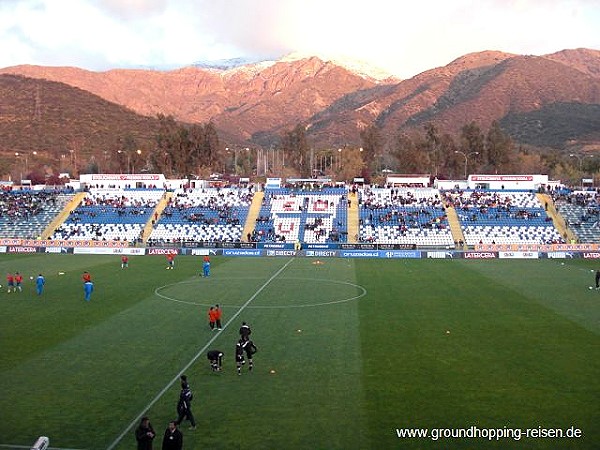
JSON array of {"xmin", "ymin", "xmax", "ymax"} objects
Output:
[
  {"xmin": 154, "ymin": 277, "xmax": 367, "ymax": 309},
  {"xmin": 0, "ymin": 445, "xmax": 86, "ymax": 450},
  {"xmin": 106, "ymin": 258, "xmax": 295, "ymax": 450}
]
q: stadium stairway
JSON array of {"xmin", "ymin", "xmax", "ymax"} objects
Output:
[
  {"xmin": 445, "ymin": 205, "xmax": 467, "ymax": 249},
  {"xmin": 40, "ymin": 192, "xmax": 87, "ymax": 239},
  {"xmin": 347, "ymin": 190, "xmax": 359, "ymax": 243},
  {"xmin": 242, "ymin": 191, "xmax": 264, "ymax": 242},
  {"xmin": 141, "ymin": 191, "xmax": 173, "ymax": 243},
  {"xmin": 536, "ymin": 193, "xmax": 574, "ymax": 242}
]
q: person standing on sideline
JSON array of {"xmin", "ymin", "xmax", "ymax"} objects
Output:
[
  {"xmin": 176, "ymin": 375, "xmax": 196, "ymax": 430},
  {"xmin": 166, "ymin": 253, "xmax": 175, "ymax": 270},
  {"xmin": 14, "ymin": 272, "xmax": 23, "ymax": 292},
  {"xmin": 215, "ymin": 304, "xmax": 223, "ymax": 330},
  {"xmin": 83, "ymin": 280, "xmax": 94, "ymax": 302},
  {"xmin": 208, "ymin": 306, "xmax": 217, "ymax": 330},
  {"xmin": 6, "ymin": 273, "xmax": 15, "ymax": 293},
  {"xmin": 202, "ymin": 255, "xmax": 210, "ymax": 277},
  {"xmin": 207, "ymin": 349, "xmax": 224, "ymax": 372},
  {"xmin": 239, "ymin": 322, "xmax": 252, "ymax": 341},
  {"xmin": 135, "ymin": 416, "xmax": 155, "ymax": 450},
  {"xmin": 82, "ymin": 271, "xmax": 92, "ymax": 283},
  {"xmin": 36, "ymin": 274, "xmax": 45, "ymax": 296},
  {"xmin": 121, "ymin": 255, "xmax": 129, "ymax": 269},
  {"xmin": 161, "ymin": 421, "xmax": 183, "ymax": 450}
]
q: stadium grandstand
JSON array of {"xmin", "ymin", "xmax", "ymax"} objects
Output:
[{"xmin": 0, "ymin": 173, "xmax": 597, "ymax": 250}]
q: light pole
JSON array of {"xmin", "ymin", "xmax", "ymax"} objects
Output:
[
  {"xmin": 570, "ymin": 153, "xmax": 594, "ymax": 190},
  {"xmin": 117, "ymin": 150, "xmax": 125, "ymax": 173},
  {"xmin": 226, "ymin": 147, "xmax": 234, "ymax": 174},
  {"xmin": 14, "ymin": 151, "xmax": 37, "ymax": 181},
  {"xmin": 454, "ymin": 150, "xmax": 479, "ymax": 180},
  {"xmin": 132, "ymin": 149, "xmax": 142, "ymax": 174},
  {"xmin": 14, "ymin": 152, "xmax": 22, "ymax": 182},
  {"xmin": 103, "ymin": 150, "xmax": 109, "ymax": 173}
]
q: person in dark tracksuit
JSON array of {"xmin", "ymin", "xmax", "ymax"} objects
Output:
[
  {"xmin": 135, "ymin": 416, "xmax": 155, "ymax": 450},
  {"xmin": 175, "ymin": 375, "xmax": 196, "ymax": 430},
  {"xmin": 207, "ymin": 349, "xmax": 224, "ymax": 372},
  {"xmin": 236, "ymin": 338, "xmax": 257, "ymax": 375},
  {"xmin": 161, "ymin": 421, "xmax": 183, "ymax": 450},
  {"xmin": 239, "ymin": 322, "xmax": 251, "ymax": 341}
]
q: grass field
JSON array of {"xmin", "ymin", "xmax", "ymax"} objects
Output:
[{"xmin": 0, "ymin": 254, "xmax": 599, "ymax": 450}]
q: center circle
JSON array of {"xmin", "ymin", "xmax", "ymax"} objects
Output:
[{"xmin": 154, "ymin": 277, "xmax": 367, "ymax": 308}]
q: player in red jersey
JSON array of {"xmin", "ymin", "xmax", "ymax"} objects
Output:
[
  {"xmin": 14, "ymin": 272, "xmax": 23, "ymax": 292},
  {"xmin": 7, "ymin": 273, "xmax": 15, "ymax": 293},
  {"xmin": 166, "ymin": 253, "xmax": 175, "ymax": 269},
  {"xmin": 121, "ymin": 255, "xmax": 129, "ymax": 269}
]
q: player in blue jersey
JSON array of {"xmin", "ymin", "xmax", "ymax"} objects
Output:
[
  {"xmin": 83, "ymin": 280, "xmax": 94, "ymax": 301},
  {"xmin": 202, "ymin": 255, "xmax": 210, "ymax": 277},
  {"xmin": 36, "ymin": 274, "xmax": 45, "ymax": 295}
]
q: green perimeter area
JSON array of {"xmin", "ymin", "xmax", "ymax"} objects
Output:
[{"xmin": 0, "ymin": 255, "xmax": 598, "ymax": 450}]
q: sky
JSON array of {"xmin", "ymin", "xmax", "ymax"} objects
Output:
[{"xmin": 0, "ymin": 0, "xmax": 599, "ymax": 79}]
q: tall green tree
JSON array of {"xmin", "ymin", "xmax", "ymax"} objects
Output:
[
  {"xmin": 460, "ymin": 122, "xmax": 484, "ymax": 174},
  {"xmin": 281, "ymin": 124, "xmax": 310, "ymax": 178},
  {"xmin": 437, "ymin": 133, "xmax": 458, "ymax": 179},
  {"xmin": 424, "ymin": 123, "xmax": 441, "ymax": 176},
  {"xmin": 360, "ymin": 125, "xmax": 382, "ymax": 176},
  {"xmin": 485, "ymin": 121, "xmax": 514, "ymax": 173},
  {"xmin": 390, "ymin": 132, "xmax": 429, "ymax": 174},
  {"xmin": 152, "ymin": 115, "xmax": 222, "ymax": 177}
]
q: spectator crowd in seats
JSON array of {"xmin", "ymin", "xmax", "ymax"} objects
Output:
[
  {"xmin": 165, "ymin": 188, "xmax": 253, "ymax": 226},
  {"xmin": 358, "ymin": 187, "xmax": 449, "ymax": 243},
  {"xmin": 146, "ymin": 187, "xmax": 254, "ymax": 246},
  {"xmin": 0, "ymin": 190, "xmax": 59, "ymax": 220}
]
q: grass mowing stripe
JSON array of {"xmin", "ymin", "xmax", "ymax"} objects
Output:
[
  {"xmin": 357, "ymin": 259, "xmax": 600, "ymax": 449},
  {"xmin": 106, "ymin": 257, "xmax": 295, "ymax": 450},
  {"xmin": 164, "ymin": 257, "xmax": 369, "ymax": 450},
  {"xmin": 454, "ymin": 259, "xmax": 600, "ymax": 334}
]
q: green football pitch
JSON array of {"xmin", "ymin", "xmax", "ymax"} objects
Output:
[{"xmin": 0, "ymin": 254, "xmax": 598, "ymax": 450}]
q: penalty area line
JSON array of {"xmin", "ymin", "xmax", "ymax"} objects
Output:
[{"xmin": 106, "ymin": 257, "xmax": 295, "ymax": 450}]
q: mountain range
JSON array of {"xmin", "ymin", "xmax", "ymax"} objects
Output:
[{"xmin": 1, "ymin": 48, "xmax": 599, "ymax": 159}]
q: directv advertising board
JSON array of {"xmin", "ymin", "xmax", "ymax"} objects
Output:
[
  {"xmin": 305, "ymin": 250, "xmax": 336, "ymax": 257},
  {"xmin": 266, "ymin": 250, "xmax": 296, "ymax": 256}
]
